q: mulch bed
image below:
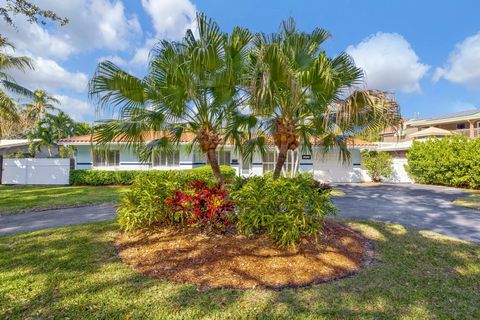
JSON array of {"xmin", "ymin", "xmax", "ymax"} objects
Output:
[{"xmin": 115, "ymin": 220, "xmax": 369, "ymax": 289}]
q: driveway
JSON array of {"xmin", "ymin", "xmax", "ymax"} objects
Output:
[
  {"xmin": 0, "ymin": 204, "xmax": 116, "ymax": 237},
  {"xmin": 333, "ymin": 183, "xmax": 480, "ymax": 243}
]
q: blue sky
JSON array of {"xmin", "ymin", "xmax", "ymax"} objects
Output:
[{"xmin": 2, "ymin": 0, "xmax": 480, "ymax": 122}]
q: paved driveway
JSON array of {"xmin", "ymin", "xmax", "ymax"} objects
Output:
[
  {"xmin": 333, "ymin": 184, "xmax": 480, "ymax": 243},
  {"xmin": 0, "ymin": 204, "xmax": 116, "ymax": 237}
]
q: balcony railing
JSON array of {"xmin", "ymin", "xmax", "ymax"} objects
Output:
[{"xmin": 452, "ymin": 128, "xmax": 480, "ymax": 138}]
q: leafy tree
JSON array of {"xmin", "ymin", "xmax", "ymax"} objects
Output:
[
  {"xmin": 28, "ymin": 111, "xmax": 84, "ymax": 157},
  {"xmin": 0, "ymin": 0, "xmax": 68, "ymax": 33},
  {"xmin": 89, "ymin": 13, "xmax": 252, "ymax": 181},
  {"xmin": 246, "ymin": 18, "xmax": 400, "ymax": 178},
  {"xmin": 22, "ymin": 89, "xmax": 60, "ymax": 122},
  {"xmin": 0, "ymin": 36, "xmax": 33, "ymax": 137},
  {"xmin": 361, "ymin": 150, "xmax": 393, "ymax": 182}
]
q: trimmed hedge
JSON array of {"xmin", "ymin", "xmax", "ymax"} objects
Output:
[
  {"xmin": 69, "ymin": 165, "xmax": 236, "ymax": 185},
  {"xmin": 406, "ymin": 136, "xmax": 480, "ymax": 189}
]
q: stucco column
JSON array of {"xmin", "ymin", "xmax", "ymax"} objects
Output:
[{"xmin": 468, "ymin": 120, "xmax": 475, "ymax": 138}]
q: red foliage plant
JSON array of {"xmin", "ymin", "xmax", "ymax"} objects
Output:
[{"xmin": 166, "ymin": 180, "xmax": 234, "ymax": 232}]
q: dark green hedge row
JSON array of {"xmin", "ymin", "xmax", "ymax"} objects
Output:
[
  {"xmin": 406, "ymin": 136, "xmax": 480, "ymax": 189},
  {"xmin": 70, "ymin": 166, "xmax": 236, "ymax": 185}
]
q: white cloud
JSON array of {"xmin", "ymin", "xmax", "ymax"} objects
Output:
[
  {"xmin": 10, "ymin": 57, "xmax": 88, "ymax": 93},
  {"xmin": 130, "ymin": 37, "xmax": 157, "ymax": 66},
  {"xmin": 55, "ymin": 95, "xmax": 94, "ymax": 121},
  {"xmin": 1, "ymin": 0, "xmax": 142, "ymax": 60},
  {"xmin": 347, "ymin": 32, "xmax": 430, "ymax": 93},
  {"xmin": 97, "ymin": 55, "xmax": 128, "ymax": 67},
  {"xmin": 433, "ymin": 32, "xmax": 480, "ymax": 87},
  {"xmin": 141, "ymin": 0, "xmax": 196, "ymax": 40}
]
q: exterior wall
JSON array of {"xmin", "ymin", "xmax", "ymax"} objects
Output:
[
  {"xmin": 71, "ymin": 144, "xmax": 371, "ymax": 183},
  {"xmin": 2, "ymin": 158, "xmax": 70, "ymax": 185}
]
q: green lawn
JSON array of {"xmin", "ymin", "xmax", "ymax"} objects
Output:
[
  {"xmin": 453, "ymin": 192, "xmax": 480, "ymax": 210},
  {"xmin": 0, "ymin": 185, "xmax": 129, "ymax": 215},
  {"xmin": 1, "ymin": 220, "xmax": 478, "ymax": 319}
]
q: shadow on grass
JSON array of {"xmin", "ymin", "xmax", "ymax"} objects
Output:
[{"xmin": 0, "ymin": 220, "xmax": 479, "ymax": 319}]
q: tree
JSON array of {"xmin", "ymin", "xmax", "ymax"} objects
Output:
[
  {"xmin": 89, "ymin": 13, "xmax": 252, "ymax": 181},
  {"xmin": 361, "ymin": 150, "xmax": 393, "ymax": 182},
  {"xmin": 28, "ymin": 111, "xmax": 82, "ymax": 157},
  {"xmin": 23, "ymin": 89, "xmax": 60, "ymax": 122},
  {"xmin": 246, "ymin": 18, "xmax": 400, "ymax": 178},
  {"xmin": 0, "ymin": 36, "xmax": 33, "ymax": 137},
  {"xmin": 0, "ymin": 0, "xmax": 68, "ymax": 34}
]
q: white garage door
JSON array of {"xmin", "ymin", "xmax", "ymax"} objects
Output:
[{"xmin": 313, "ymin": 151, "xmax": 361, "ymax": 183}]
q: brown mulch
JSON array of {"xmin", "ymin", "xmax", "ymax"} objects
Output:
[{"xmin": 115, "ymin": 220, "xmax": 369, "ymax": 289}]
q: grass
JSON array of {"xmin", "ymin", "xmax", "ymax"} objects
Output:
[
  {"xmin": 453, "ymin": 192, "xmax": 480, "ymax": 210},
  {"xmin": 1, "ymin": 220, "xmax": 479, "ymax": 319},
  {"xmin": 0, "ymin": 185, "xmax": 129, "ymax": 215}
]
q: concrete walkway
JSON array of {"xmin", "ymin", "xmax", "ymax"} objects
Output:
[
  {"xmin": 333, "ymin": 183, "xmax": 480, "ymax": 243},
  {"xmin": 0, "ymin": 204, "xmax": 116, "ymax": 237}
]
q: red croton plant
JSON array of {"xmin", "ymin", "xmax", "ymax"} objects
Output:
[{"xmin": 166, "ymin": 180, "xmax": 234, "ymax": 233}]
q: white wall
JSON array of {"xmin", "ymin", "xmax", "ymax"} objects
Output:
[
  {"xmin": 2, "ymin": 158, "xmax": 70, "ymax": 185},
  {"xmin": 385, "ymin": 158, "xmax": 414, "ymax": 183}
]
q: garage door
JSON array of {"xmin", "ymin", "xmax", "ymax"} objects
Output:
[{"xmin": 313, "ymin": 151, "xmax": 360, "ymax": 183}]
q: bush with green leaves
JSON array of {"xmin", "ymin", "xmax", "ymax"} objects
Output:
[
  {"xmin": 361, "ymin": 150, "xmax": 394, "ymax": 182},
  {"xmin": 406, "ymin": 136, "xmax": 480, "ymax": 189},
  {"xmin": 116, "ymin": 166, "xmax": 236, "ymax": 232},
  {"xmin": 70, "ymin": 165, "xmax": 236, "ymax": 185},
  {"xmin": 231, "ymin": 175, "xmax": 335, "ymax": 247}
]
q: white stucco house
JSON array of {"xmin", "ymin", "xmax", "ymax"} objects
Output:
[{"xmin": 58, "ymin": 132, "xmax": 375, "ymax": 183}]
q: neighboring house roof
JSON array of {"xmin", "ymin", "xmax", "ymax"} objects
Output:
[
  {"xmin": 0, "ymin": 139, "xmax": 33, "ymax": 149},
  {"xmin": 58, "ymin": 132, "xmax": 375, "ymax": 148},
  {"xmin": 376, "ymin": 140, "xmax": 413, "ymax": 151},
  {"xmin": 408, "ymin": 108, "xmax": 480, "ymax": 126},
  {"xmin": 408, "ymin": 126, "xmax": 453, "ymax": 138}
]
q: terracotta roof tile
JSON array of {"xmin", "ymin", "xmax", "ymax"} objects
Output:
[{"xmin": 59, "ymin": 132, "xmax": 375, "ymax": 147}]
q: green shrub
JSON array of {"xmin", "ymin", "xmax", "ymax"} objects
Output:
[
  {"xmin": 406, "ymin": 136, "xmax": 480, "ymax": 189},
  {"xmin": 70, "ymin": 165, "xmax": 236, "ymax": 185},
  {"xmin": 116, "ymin": 166, "xmax": 236, "ymax": 232},
  {"xmin": 361, "ymin": 150, "xmax": 394, "ymax": 182},
  {"xmin": 231, "ymin": 175, "xmax": 335, "ymax": 247}
]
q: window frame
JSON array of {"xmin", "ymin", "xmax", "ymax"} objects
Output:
[
  {"xmin": 152, "ymin": 149, "xmax": 180, "ymax": 167},
  {"xmin": 92, "ymin": 149, "xmax": 120, "ymax": 167}
]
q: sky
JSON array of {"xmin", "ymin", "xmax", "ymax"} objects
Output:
[{"xmin": 1, "ymin": 0, "xmax": 480, "ymax": 123}]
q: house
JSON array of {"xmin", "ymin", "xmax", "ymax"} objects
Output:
[
  {"xmin": 58, "ymin": 133, "xmax": 375, "ymax": 183},
  {"xmin": 380, "ymin": 109, "xmax": 480, "ymax": 143},
  {"xmin": 376, "ymin": 109, "xmax": 480, "ymax": 183}
]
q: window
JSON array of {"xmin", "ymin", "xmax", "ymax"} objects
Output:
[
  {"xmin": 456, "ymin": 123, "xmax": 466, "ymax": 130},
  {"xmin": 263, "ymin": 151, "xmax": 276, "ymax": 172},
  {"xmin": 153, "ymin": 150, "xmax": 179, "ymax": 167},
  {"xmin": 93, "ymin": 150, "xmax": 119, "ymax": 167},
  {"xmin": 204, "ymin": 150, "xmax": 231, "ymax": 166},
  {"xmin": 193, "ymin": 150, "xmax": 206, "ymax": 164},
  {"xmin": 263, "ymin": 150, "xmax": 293, "ymax": 173},
  {"xmin": 217, "ymin": 150, "xmax": 231, "ymax": 166}
]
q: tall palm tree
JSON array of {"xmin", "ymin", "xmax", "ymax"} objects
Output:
[
  {"xmin": 246, "ymin": 18, "xmax": 400, "ymax": 178},
  {"xmin": 0, "ymin": 36, "xmax": 33, "ymax": 137},
  {"xmin": 89, "ymin": 13, "xmax": 252, "ymax": 180},
  {"xmin": 28, "ymin": 111, "xmax": 80, "ymax": 156},
  {"xmin": 23, "ymin": 89, "xmax": 60, "ymax": 122}
]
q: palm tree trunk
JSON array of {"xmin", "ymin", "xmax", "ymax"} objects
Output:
[
  {"xmin": 273, "ymin": 144, "xmax": 289, "ymax": 179},
  {"xmin": 206, "ymin": 149, "xmax": 223, "ymax": 181}
]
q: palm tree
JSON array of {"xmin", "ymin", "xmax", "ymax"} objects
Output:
[
  {"xmin": 28, "ymin": 111, "xmax": 81, "ymax": 156},
  {"xmin": 0, "ymin": 36, "xmax": 33, "ymax": 137},
  {"xmin": 89, "ymin": 13, "xmax": 252, "ymax": 180},
  {"xmin": 23, "ymin": 89, "xmax": 60, "ymax": 122},
  {"xmin": 246, "ymin": 18, "xmax": 400, "ymax": 178}
]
